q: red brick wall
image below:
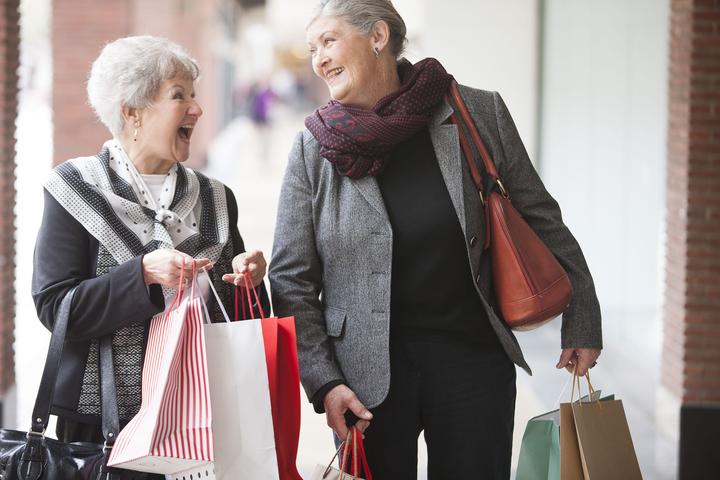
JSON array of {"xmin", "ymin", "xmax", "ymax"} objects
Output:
[
  {"xmin": 0, "ymin": 0, "xmax": 19, "ymax": 396},
  {"xmin": 52, "ymin": 0, "xmax": 132, "ymax": 165},
  {"xmin": 52, "ymin": 0, "xmax": 219, "ymax": 167},
  {"xmin": 663, "ymin": 0, "xmax": 720, "ymax": 404}
]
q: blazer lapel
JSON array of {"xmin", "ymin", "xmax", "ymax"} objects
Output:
[
  {"xmin": 351, "ymin": 175, "xmax": 389, "ymax": 223},
  {"xmin": 430, "ymin": 103, "xmax": 468, "ymax": 239}
]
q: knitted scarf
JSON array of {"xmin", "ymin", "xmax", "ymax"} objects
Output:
[{"xmin": 305, "ymin": 57, "xmax": 453, "ymax": 179}]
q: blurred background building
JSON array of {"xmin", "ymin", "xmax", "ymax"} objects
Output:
[{"xmin": 1, "ymin": 0, "xmax": 718, "ymax": 478}]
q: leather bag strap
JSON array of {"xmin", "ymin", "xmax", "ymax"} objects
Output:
[
  {"xmin": 447, "ymin": 81, "xmax": 509, "ymax": 199},
  {"xmin": 30, "ymin": 288, "xmax": 120, "ymax": 445},
  {"xmin": 448, "ymin": 81, "xmax": 501, "ymax": 181},
  {"xmin": 99, "ymin": 335, "xmax": 120, "ymax": 447},
  {"xmin": 30, "ymin": 288, "xmax": 76, "ymax": 434}
]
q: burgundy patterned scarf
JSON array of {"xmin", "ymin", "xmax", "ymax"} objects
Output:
[{"xmin": 305, "ymin": 57, "xmax": 453, "ymax": 179}]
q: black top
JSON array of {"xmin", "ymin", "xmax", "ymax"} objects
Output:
[{"xmin": 377, "ymin": 128, "xmax": 499, "ymax": 345}]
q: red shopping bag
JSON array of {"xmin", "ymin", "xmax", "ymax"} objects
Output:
[
  {"xmin": 109, "ymin": 263, "xmax": 214, "ymax": 474},
  {"xmin": 237, "ymin": 280, "xmax": 302, "ymax": 480}
]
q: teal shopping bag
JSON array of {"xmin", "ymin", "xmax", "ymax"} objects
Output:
[
  {"xmin": 516, "ymin": 392, "xmax": 611, "ymax": 480},
  {"xmin": 516, "ymin": 409, "xmax": 561, "ymax": 480}
]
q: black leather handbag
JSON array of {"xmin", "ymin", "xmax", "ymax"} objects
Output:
[{"xmin": 0, "ymin": 289, "xmax": 150, "ymax": 479}]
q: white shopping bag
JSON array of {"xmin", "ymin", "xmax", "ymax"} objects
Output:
[
  {"xmin": 109, "ymin": 268, "xmax": 214, "ymax": 474},
  {"xmin": 205, "ymin": 319, "xmax": 279, "ymax": 479},
  {"xmin": 202, "ymin": 272, "xmax": 280, "ymax": 480}
]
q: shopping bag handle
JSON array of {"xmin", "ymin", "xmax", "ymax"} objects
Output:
[
  {"xmin": 199, "ymin": 269, "xmax": 232, "ymax": 324},
  {"xmin": 321, "ymin": 440, "xmax": 347, "ymax": 479},
  {"xmin": 570, "ymin": 364, "xmax": 601, "ymax": 407},
  {"xmin": 233, "ymin": 273, "xmax": 266, "ymax": 320},
  {"xmin": 340, "ymin": 429, "xmax": 353, "ymax": 479},
  {"xmin": 335, "ymin": 427, "xmax": 372, "ymax": 480},
  {"xmin": 354, "ymin": 427, "xmax": 373, "ymax": 480},
  {"xmin": 165, "ymin": 259, "xmax": 192, "ymax": 313},
  {"xmin": 553, "ymin": 373, "xmax": 574, "ymax": 408},
  {"xmin": 320, "ymin": 429, "xmax": 354, "ymax": 479}
]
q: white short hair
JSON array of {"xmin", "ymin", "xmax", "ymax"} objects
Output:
[{"xmin": 87, "ymin": 35, "xmax": 200, "ymax": 137}]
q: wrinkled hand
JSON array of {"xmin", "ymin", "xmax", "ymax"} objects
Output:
[
  {"xmin": 324, "ymin": 385, "xmax": 373, "ymax": 441},
  {"xmin": 142, "ymin": 249, "xmax": 212, "ymax": 288},
  {"xmin": 556, "ymin": 348, "xmax": 601, "ymax": 377},
  {"xmin": 222, "ymin": 249, "xmax": 267, "ymax": 288}
]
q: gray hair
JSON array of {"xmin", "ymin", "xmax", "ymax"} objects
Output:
[
  {"xmin": 310, "ymin": 0, "xmax": 407, "ymax": 58},
  {"xmin": 87, "ymin": 35, "xmax": 200, "ymax": 137}
]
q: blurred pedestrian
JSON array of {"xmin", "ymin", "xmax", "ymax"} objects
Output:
[{"xmin": 249, "ymin": 81, "xmax": 273, "ymax": 126}]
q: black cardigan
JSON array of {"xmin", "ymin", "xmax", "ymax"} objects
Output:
[{"xmin": 31, "ymin": 185, "xmax": 270, "ymax": 423}]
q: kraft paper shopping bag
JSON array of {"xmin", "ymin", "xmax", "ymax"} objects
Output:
[
  {"xmin": 572, "ymin": 400, "xmax": 642, "ymax": 479},
  {"xmin": 560, "ymin": 368, "xmax": 642, "ymax": 480}
]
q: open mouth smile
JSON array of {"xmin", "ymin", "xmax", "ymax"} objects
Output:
[
  {"xmin": 325, "ymin": 67, "xmax": 344, "ymax": 82},
  {"xmin": 177, "ymin": 124, "xmax": 195, "ymax": 142}
]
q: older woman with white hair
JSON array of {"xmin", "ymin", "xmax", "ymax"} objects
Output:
[
  {"xmin": 270, "ymin": 0, "xmax": 603, "ymax": 478},
  {"xmin": 31, "ymin": 35, "xmax": 268, "ymax": 464}
]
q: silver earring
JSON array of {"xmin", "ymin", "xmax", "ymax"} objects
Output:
[
  {"xmin": 373, "ymin": 47, "xmax": 380, "ymax": 59},
  {"xmin": 133, "ymin": 122, "xmax": 140, "ymax": 142}
]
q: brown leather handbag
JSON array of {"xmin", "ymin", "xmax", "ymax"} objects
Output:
[{"xmin": 448, "ymin": 81, "xmax": 573, "ymax": 330}]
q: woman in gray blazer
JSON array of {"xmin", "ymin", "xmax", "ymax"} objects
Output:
[{"xmin": 270, "ymin": 1, "xmax": 602, "ymax": 478}]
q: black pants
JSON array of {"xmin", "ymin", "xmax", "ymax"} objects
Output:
[{"xmin": 362, "ymin": 333, "xmax": 517, "ymax": 480}]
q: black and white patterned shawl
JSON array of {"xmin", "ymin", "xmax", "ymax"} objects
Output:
[{"xmin": 45, "ymin": 140, "xmax": 231, "ymax": 419}]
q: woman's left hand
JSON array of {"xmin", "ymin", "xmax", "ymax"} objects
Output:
[
  {"xmin": 222, "ymin": 249, "xmax": 267, "ymax": 288},
  {"xmin": 556, "ymin": 348, "xmax": 601, "ymax": 376}
]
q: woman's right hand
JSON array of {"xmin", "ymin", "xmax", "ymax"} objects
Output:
[
  {"xmin": 323, "ymin": 384, "xmax": 373, "ymax": 440},
  {"xmin": 141, "ymin": 249, "xmax": 212, "ymax": 288}
]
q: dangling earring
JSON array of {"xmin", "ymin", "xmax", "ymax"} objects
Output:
[
  {"xmin": 133, "ymin": 121, "xmax": 140, "ymax": 142},
  {"xmin": 373, "ymin": 47, "xmax": 380, "ymax": 59}
]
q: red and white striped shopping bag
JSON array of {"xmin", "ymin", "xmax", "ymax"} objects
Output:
[{"xmin": 108, "ymin": 266, "xmax": 214, "ymax": 474}]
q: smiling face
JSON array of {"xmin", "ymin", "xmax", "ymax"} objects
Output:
[
  {"xmin": 307, "ymin": 16, "xmax": 382, "ymax": 108},
  {"xmin": 134, "ymin": 75, "xmax": 203, "ymax": 167}
]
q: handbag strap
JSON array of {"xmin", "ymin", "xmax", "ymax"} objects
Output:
[
  {"xmin": 447, "ymin": 81, "xmax": 509, "ymax": 201},
  {"xmin": 30, "ymin": 287, "xmax": 120, "ymax": 446},
  {"xmin": 30, "ymin": 288, "xmax": 76, "ymax": 434},
  {"xmin": 99, "ymin": 335, "xmax": 120, "ymax": 448}
]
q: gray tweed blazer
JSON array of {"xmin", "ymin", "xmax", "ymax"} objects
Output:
[{"xmin": 269, "ymin": 84, "xmax": 602, "ymax": 409}]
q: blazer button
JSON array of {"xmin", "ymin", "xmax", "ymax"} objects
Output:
[{"xmin": 469, "ymin": 235, "xmax": 477, "ymax": 247}]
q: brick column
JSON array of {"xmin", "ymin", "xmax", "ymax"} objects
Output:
[
  {"xmin": 0, "ymin": 0, "xmax": 19, "ymax": 426},
  {"xmin": 52, "ymin": 0, "xmax": 131, "ymax": 165},
  {"xmin": 663, "ymin": 0, "xmax": 720, "ymax": 476}
]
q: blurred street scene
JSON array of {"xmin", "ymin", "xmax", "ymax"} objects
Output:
[{"xmin": 2, "ymin": 0, "xmax": 718, "ymax": 479}]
